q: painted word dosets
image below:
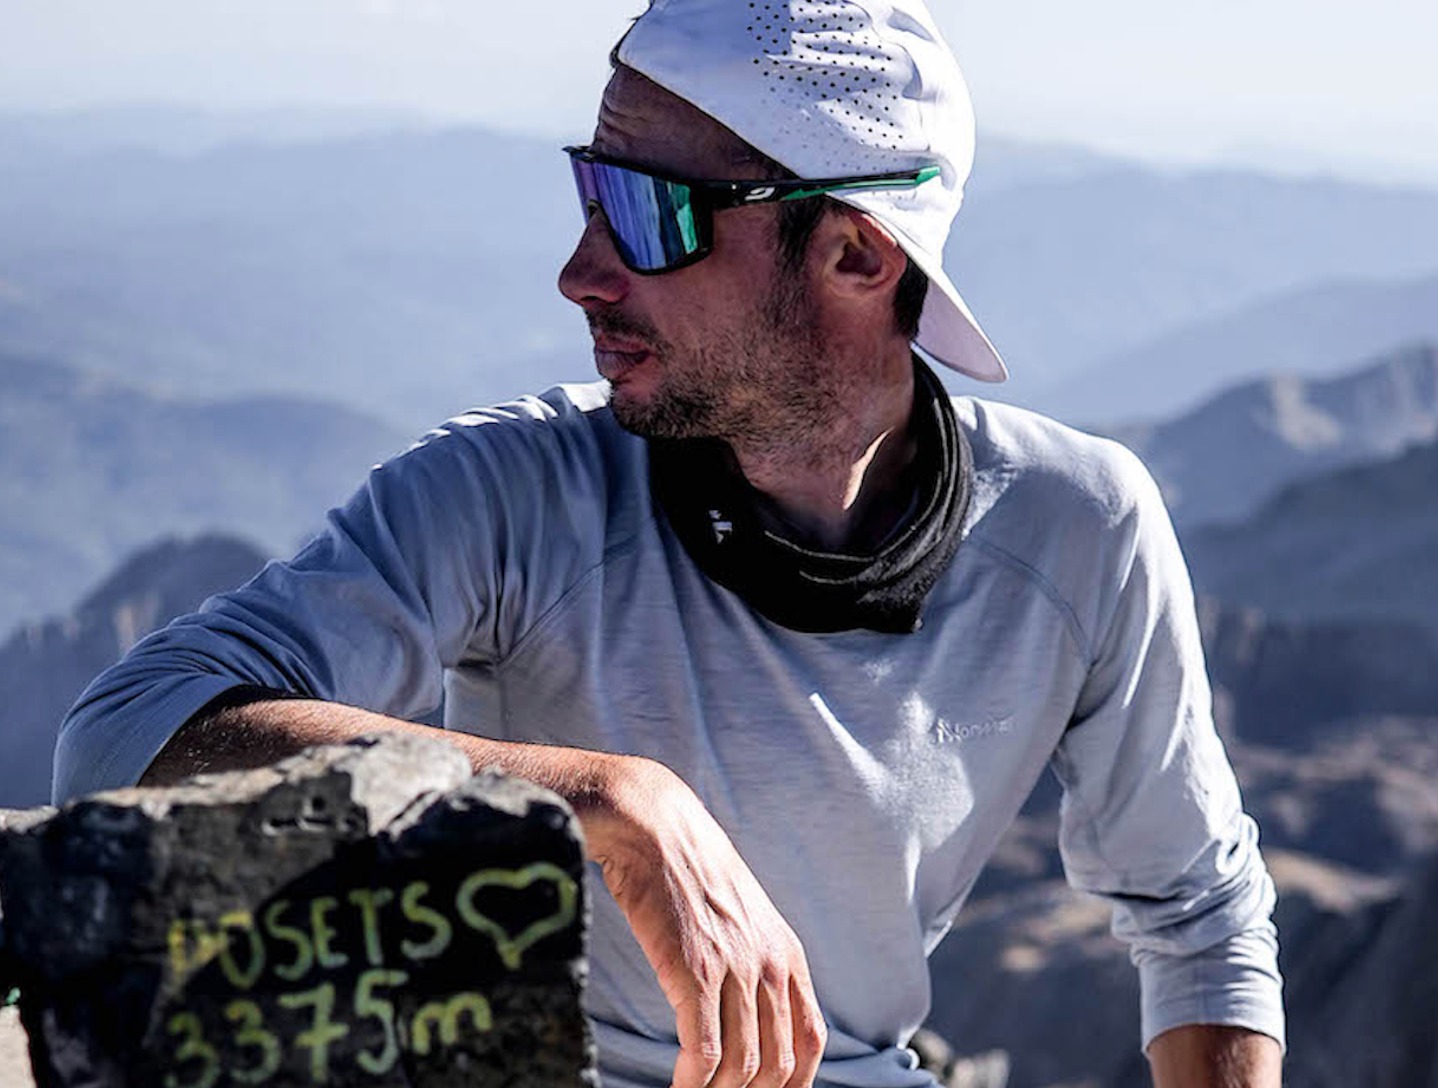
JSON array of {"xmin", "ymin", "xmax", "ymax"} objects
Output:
[{"xmin": 161, "ymin": 861, "xmax": 578, "ymax": 1086}]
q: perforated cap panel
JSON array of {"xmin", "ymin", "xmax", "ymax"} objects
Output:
[{"xmin": 748, "ymin": 1, "xmax": 909, "ymax": 170}]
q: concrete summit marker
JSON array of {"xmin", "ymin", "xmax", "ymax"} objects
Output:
[{"xmin": 0, "ymin": 734, "xmax": 594, "ymax": 1087}]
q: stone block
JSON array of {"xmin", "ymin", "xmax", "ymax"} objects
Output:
[{"xmin": 0, "ymin": 734, "xmax": 594, "ymax": 1088}]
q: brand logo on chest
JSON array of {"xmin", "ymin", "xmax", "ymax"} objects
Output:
[{"xmin": 932, "ymin": 715, "xmax": 1014, "ymax": 745}]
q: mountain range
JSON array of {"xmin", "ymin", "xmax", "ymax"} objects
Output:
[
  {"xmin": 1104, "ymin": 341, "xmax": 1438, "ymax": 528},
  {"xmin": 1183, "ymin": 436, "xmax": 1438, "ymax": 634},
  {"xmin": 948, "ymin": 167, "xmax": 1438, "ymax": 409},
  {"xmin": 0, "ymin": 123, "xmax": 588, "ymax": 428},
  {"xmin": 0, "ymin": 534, "xmax": 268, "ymax": 808},
  {"xmin": 4, "ymin": 109, "xmax": 1438, "ymax": 429},
  {"xmin": 7, "ymin": 331, "xmax": 1427, "ymax": 661},
  {"xmin": 0, "ymin": 348, "xmax": 406, "ymax": 633},
  {"xmin": 1038, "ymin": 273, "xmax": 1438, "ymax": 424}
]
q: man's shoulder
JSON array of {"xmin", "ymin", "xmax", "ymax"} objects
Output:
[
  {"xmin": 355, "ymin": 381, "xmax": 652, "ymax": 549},
  {"xmin": 952, "ymin": 395, "xmax": 1162, "ymax": 530},
  {"xmin": 949, "ymin": 395, "xmax": 1180, "ymax": 643},
  {"xmin": 389, "ymin": 381, "xmax": 638, "ymax": 483},
  {"xmin": 420, "ymin": 380, "xmax": 622, "ymax": 448}
]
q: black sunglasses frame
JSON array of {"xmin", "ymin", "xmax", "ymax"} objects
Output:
[{"xmin": 565, "ymin": 145, "xmax": 939, "ymax": 275}]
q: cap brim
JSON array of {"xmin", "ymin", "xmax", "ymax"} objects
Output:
[
  {"xmin": 835, "ymin": 192, "xmax": 1007, "ymax": 383},
  {"xmin": 907, "ymin": 248, "xmax": 1008, "ymax": 383}
]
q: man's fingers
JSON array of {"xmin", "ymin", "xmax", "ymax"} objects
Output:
[
  {"xmin": 671, "ymin": 964, "xmax": 822, "ymax": 1088},
  {"xmin": 597, "ymin": 765, "xmax": 821, "ymax": 1088},
  {"xmin": 710, "ymin": 971, "xmax": 762, "ymax": 1088},
  {"xmin": 784, "ymin": 972, "xmax": 826, "ymax": 1088},
  {"xmin": 670, "ymin": 988, "xmax": 724, "ymax": 1088},
  {"xmin": 752, "ymin": 966, "xmax": 797, "ymax": 1088}
]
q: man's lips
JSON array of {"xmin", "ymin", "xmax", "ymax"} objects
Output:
[{"xmin": 593, "ymin": 340, "xmax": 654, "ymax": 381}]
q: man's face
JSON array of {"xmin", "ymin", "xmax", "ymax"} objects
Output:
[{"xmin": 558, "ymin": 67, "xmax": 838, "ymax": 447}]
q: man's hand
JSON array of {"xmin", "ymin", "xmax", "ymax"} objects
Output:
[
  {"xmin": 1147, "ymin": 1024, "xmax": 1282, "ymax": 1087},
  {"xmin": 587, "ymin": 757, "xmax": 827, "ymax": 1088}
]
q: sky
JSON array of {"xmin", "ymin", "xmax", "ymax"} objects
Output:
[{"xmin": 3, "ymin": 0, "xmax": 1436, "ymax": 185}]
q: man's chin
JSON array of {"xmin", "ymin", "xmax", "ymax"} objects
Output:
[
  {"xmin": 607, "ymin": 385, "xmax": 713, "ymax": 441},
  {"xmin": 608, "ymin": 394, "xmax": 668, "ymax": 439}
]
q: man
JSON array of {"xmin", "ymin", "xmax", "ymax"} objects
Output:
[{"xmin": 55, "ymin": 1, "xmax": 1285, "ymax": 1085}]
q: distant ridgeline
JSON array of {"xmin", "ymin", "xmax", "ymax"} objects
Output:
[{"xmin": 0, "ymin": 735, "xmax": 594, "ymax": 1087}]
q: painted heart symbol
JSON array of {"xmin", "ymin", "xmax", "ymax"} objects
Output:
[{"xmin": 454, "ymin": 861, "xmax": 579, "ymax": 970}]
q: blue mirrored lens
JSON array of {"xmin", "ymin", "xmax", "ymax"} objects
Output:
[{"xmin": 569, "ymin": 156, "xmax": 702, "ymax": 271}]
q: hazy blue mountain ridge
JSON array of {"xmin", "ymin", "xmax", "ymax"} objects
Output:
[
  {"xmin": 0, "ymin": 106, "xmax": 436, "ymax": 160},
  {"xmin": 4, "ymin": 111, "xmax": 1438, "ymax": 430},
  {"xmin": 1105, "ymin": 341, "xmax": 1438, "ymax": 527},
  {"xmin": 1039, "ymin": 272, "xmax": 1438, "ymax": 423},
  {"xmin": 0, "ymin": 127, "xmax": 589, "ymax": 427},
  {"xmin": 962, "ymin": 136, "xmax": 1132, "ymax": 196},
  {"xmin": 0, "ymin": 349, "xmax": 407, "ymax": 633},
  {"xmin": 949, "ymin": 167, "xmax": 1438, "ymax": 407}
]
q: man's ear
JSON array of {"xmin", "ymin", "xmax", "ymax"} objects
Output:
[{"xmin": 818, "ymin": 207, "xmax": 909, "ymax": 302}]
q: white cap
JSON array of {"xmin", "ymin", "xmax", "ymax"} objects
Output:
[{"xmin": 617, "ymin": 0, "xmax": 1007, "ymax": 382}]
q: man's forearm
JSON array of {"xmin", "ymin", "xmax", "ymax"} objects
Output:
[
  {"xmin": 140, "ymin": 697, "xmax": 634, "ymax": 854},
  {"xmin": 1147, "ymin": 1025, "xmax": 1282, "ymax": 1087}
]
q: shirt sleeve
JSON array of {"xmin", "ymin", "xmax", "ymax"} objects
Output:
[
  {"xmin": 53, "ymin": 395, "xmax": 611, "ymax": 804},
  {"xmin": 1047, "ymin": 449, "xmax": 1285, "ymax": 1052}
]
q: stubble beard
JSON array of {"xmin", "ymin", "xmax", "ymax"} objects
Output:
[{"xmin": 599, "ymin": 269, "xmax": 838, "ymax": 452}]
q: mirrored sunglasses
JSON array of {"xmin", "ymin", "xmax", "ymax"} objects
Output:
[{"xmin": 565, "ymin": 146, "xmax": 939, "ymax": 275}]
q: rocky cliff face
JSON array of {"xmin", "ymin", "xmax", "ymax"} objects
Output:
[
  {"xmin": 1200, "ymin": 602, "xmax": 1438, "ymax": 744},
  {"xmin": 0, "ymin": 534, "xmax": 266, "ymax": 807},
  {"xmin": 1279, "ymin": 851, "xmax": 1438, "ymax": 1087},
  {"xmin": 1183, "ymin": 437, "xmax": 1438, "ymax": 634},
  {"xmin": 1201, "ymin": 604, "xmax": 1438, "ymax": 876}
]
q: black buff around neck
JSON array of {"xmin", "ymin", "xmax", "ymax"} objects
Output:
[{"xmin": 648, "ymin": 358, "xmax": 972, "ymax": 634}]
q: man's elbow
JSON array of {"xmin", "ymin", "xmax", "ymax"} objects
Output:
[{"xmin": 1147, "ymin": 1023, "xmax": 1282, "ymax": 1088}]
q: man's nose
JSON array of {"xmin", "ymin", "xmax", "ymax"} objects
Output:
[{"xmin": 558, "ymin": 209, "xmax": 630, "ymax": 308}]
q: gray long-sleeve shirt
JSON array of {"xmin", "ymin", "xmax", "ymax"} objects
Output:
[{"xmin": 55, "ymin": 384, "xmax": 1284, "ymax": 1086}]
